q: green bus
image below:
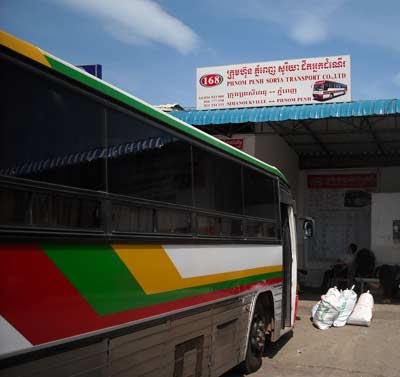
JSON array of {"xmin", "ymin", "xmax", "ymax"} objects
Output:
[{"xmin": 0, "ymin": 30, "xmax": 298, "ymax": 377}]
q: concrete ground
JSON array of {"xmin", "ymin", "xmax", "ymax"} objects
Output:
[{"xmin": 224, "ymin": 295, "xmax": 400, "ymax": 377}]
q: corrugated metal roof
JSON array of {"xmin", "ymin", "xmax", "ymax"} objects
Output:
[{"xmin": 170, "ymin": 99, "xmax": 400, "ymax": 125}]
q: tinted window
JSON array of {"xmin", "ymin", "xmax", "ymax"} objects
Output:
[
  {"xmin": 31, "ymin": 193, "xmax": 101, "ymax": 228},
  {"xmin": 0, "ymin": 57, "xmax": 106, "ymax": 190},
  {"xmin": 220, "ymin": 217, "xmax": 242, "ymax": 237},
  {"xmin": 112, "ymin": 204, "xmax": 153, "ymax": 233},
  {"xmin": 193, "ymin": 148, "xmax": 242, "ymax": 214},
  {"xmin": 197, "ymin": 215, "xmax": 242, "ymax": 237},
  {"xmin": 243, "ymin": 168, "xmax": 278, "ymax": 220},
  {"xmin": 245, "ymin": 220, "xmax": 276, "ymax": 238},
  {"xmin": 156, "ymin": 209, "xmax": 191, "ymax": 234},
  {"xmin": 107, "ymin": 109, "xmax": 192, "ymax": 206},
  {"xmin": 197, "ymin": 215, "xmax": 220, "ymax": 236},
  {"xmin": 0, "ymin": 187, "xmax": 101, "ymax": 229},
  {"xmin": 0, "ymin": 188, "xmax": 31, "ymax": 225}
]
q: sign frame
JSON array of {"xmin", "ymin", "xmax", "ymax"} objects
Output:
[{"xmin": 196, "ymin": 55, "xmax": 351, "ymax": 110}]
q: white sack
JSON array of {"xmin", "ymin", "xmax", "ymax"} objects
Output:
[
  {"xmin": 311, "ymin": 302, "xmax": 319, "ymax": 318},
  {"xmin": 313, "ymin": 287, "xmax": 342, "ymax": 330},
  {"xmin": 326, "ymin": 286, "xmax": 342, "ymax": 299},
  {"xmin": 347, "ymin": 291, "xmax": 374, "ymax": 327},
  {"xmin": 311, "ymin": 287, "xmax": 341, "ymax": 318},
  {"xmin": 333, "ymin": 285, "xmax": 357, "ymax": 327}
]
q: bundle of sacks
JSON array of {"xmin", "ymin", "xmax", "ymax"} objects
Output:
[{"xmin": 312, "ymin": 286, "xmax": 374, "ymax": 330}]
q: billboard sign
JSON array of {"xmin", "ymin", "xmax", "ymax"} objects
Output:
[{"xmin": 196, "ymin": 55, "xmax": 351, "ymax": 110}]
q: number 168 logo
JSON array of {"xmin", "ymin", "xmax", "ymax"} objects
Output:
[{"xmin": 199, "ymin": 74, "xmax": 223, "ymax": 87}]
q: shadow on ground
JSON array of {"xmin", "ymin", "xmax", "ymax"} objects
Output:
[
  {"xmin": 221, "ymin": 331, "xmax": 295, "ymax": 377},
  {"xmin": 263, "ymin": 331, "xmax": 293, "ymax": 359}
]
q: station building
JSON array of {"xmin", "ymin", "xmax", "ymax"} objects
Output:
[{"xmin": 170, "ymin": 99, "xmax": 400, "ymax": 287}]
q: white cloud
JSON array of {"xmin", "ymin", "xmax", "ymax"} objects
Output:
[
  {"xmin": 59, "ymin": 0, "xmax": 199, "ymax": 54},
  {"xmin": 231, "ymin": 0, "xmax": 400, "ymax": 51},
  {"xmin": 289, "ymin": 14, "xmax": 328, "ymax": 45},
  {"xmin": 233, "ymin": 0, "xmax": 344, "ymax": 45},
  {"xmin": 393, "ymin": 73, "xmax": 400, "ymax": 87},
  {"xmin": 287, "ymin": 2, "xmax": 345, "ymax": 45}
]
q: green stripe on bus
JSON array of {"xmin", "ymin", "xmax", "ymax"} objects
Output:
[
  {"xmin": 44, "ymin": 55, "xmax": 288, "ymax": 185},
  {"xmin": 42, "ymin": 244, "xmax": 143, "ymax": 316},
  {"xmin": 42, "ymin": 244, "xmax": 282, "ymax": 316}
]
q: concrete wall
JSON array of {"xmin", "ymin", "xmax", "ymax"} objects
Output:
[
  {"xmin": 371, "ymin": 193, "xmax": 400, "ymax": 264},
  {"xmin": 298, "ymin": 167, "xmax": 400, "ymax": 287},
  {"xmin": 379, "ymin": 167, "xmax": 400, "ymax": 192},
  {"xmin": 253, "ymin": 134, "xmax": 300, "ymax": 196}
]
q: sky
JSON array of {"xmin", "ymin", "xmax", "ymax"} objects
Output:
[{"xmin": 1, "ymin": 0, "xmax": 399, "ymax": 108}]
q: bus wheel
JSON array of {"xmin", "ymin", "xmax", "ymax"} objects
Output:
[
  {"xmin": 329, "ymin": 93, "xmax": 334, "ymax": 99},
  {"xmin": 239, "ymin": 301, "xmax": 267, "ymax": 374}
]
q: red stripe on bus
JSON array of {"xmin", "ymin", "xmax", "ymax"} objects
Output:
[
  {"xmin": 0, "ymin": 245, "xmax": 282, "ymax": 345},
  {"xmin": 0, "ymin": 244, "xmax": 100, "ymax": 344}
]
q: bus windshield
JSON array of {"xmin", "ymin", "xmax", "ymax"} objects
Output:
[{"xmin": 314, "ymin": 83, "xmax": 324, "ymax": 91}]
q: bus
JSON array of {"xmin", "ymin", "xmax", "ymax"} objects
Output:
[
  {"xmin": 313, "ymin": 80, "xmax": 347, "ymax": 101},
  {"xmin": 0, "ymin": 30, "xmax": 298, "ymax": 377}
]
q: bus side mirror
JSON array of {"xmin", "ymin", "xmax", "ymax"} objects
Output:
[{"xmin": 303, "ymin": 218, "xmax": 315, "ymax": 239}]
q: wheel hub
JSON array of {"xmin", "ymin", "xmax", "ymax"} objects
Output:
[{"xmin": 250, "ymin": 319, "xmax": 266, "ymax": 353}]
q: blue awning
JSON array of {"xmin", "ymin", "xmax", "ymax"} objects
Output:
[{"xmin": 170, "ymin": 99, "xmax": 400, "ymax": 126}]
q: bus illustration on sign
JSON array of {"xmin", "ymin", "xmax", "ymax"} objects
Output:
[{"xmin": 313, "ymin": 80, "xmax": 348, "ymax": 101}]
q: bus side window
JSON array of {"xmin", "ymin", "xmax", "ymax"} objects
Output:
[
  {"xmin": 0, "ymin": 58, "xmax": 106, "ymax": 191},
  {"xmin": 107, "ymin": 108, "xmax": 193, "ymax": 207}
]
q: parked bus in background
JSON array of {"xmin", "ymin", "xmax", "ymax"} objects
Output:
[
  {"xmin": 0, "ymin": 31, "xmax": 298, "ymax": 377},
  {"xmin": 313, "ymin": 80, "xmax": 348, "ymax": 101}
]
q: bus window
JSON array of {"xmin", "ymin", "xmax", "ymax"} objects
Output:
[
  {"xmin": 246, "ymin": 220, "xmax": 276, "ymax": 238},
  {"xmin": 31, "ymin": 193, "xmax": 101, "ymax": 229},
  {"xmin": 112, "ymin": 204, "xmax": 153, "ymax": 233},
  {"xmin": 197, "ymin": 215, "xmax": 242, "ymax": 237},
  {"xmin": 107, "ymin": 108, "xmax": 193, "ymax": 207},
  {"xmin": 197, "ymin": 215, "xmax": 220, "ymax": 236},
  {"xmin": 220, "ymin": 217, "xmax": 243, "ymax": 237},
  {"xmin": 243, "ymin": 167, "xmax": 278, "ymax": 221},
  {"xmin": 193, "ymin": 147, "xmax": 243, "ymax": 215},
  {"xmin": 0, "ymin": 58, "xmax": 106, "ymax": 191},
  {"xmin": 0, "ymin": 187, "xmax": 31, "ymax": 225},
  {"xmin": 313, "ymin": 83, "xmax": 324, "ymax": 91},
  {"xmin": 156, "ymin": 208, "xmax": 191, "ymax": 234}
]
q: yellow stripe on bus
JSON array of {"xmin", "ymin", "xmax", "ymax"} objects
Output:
[
  {"xmin": 113, "ymin": 244, "xmax": 282, "ymax": 295},
  {"xmin": 0, "ymin": 30, "xmax": 51, "ymax": 67}
]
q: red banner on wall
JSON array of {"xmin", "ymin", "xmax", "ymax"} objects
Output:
[
  {"xmin": 308, "ymin": 174, "xmax": 377, "ymax": 189},
  {"xmin": 219, "ymin": 138, "xmax": 244, "ymax": 150}
]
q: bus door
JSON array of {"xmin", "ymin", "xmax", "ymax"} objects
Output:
[{"xmin": 281, "ymin": 203, "xmax": 297, "ymax": 328}]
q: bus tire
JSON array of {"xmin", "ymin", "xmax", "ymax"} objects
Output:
[{"xmin": 238, "ymin": 301, "xmax": 267, "ymax": 374}]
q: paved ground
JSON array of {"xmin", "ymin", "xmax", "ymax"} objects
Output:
[{"xmin": 224, "ymin": 296, "xmax": 400, "ymax": 377}]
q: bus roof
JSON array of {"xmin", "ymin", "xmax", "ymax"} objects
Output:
[{"xmin": 0, "ymin": 30, "xmax": 288, "ymax": 185}]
